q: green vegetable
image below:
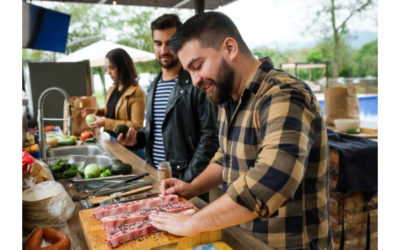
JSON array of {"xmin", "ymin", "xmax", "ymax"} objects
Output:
[
  {"xmin": 85, "ymin": 114, "xmax": 96, "ymax": 123},
  {"xmin": 99, "ymin": 165, "xmax": 112, "ymax": 172},
  {"xmin": 84, "ymin": 163, "xmax": 101, "ymax": 178},
  {"xmin": 62, "ymin": 168, "xmax": 78, "ymax": 178},
  {"xmin": 84, "ymin": 137, "xmax": 97, "ymax": 143},
  {"xmin": 113, "ymin": 124, "xmax": 129, "ymax": 137},
  {"xmin": 53, "ymin": 172, "xmax": 63, "ymax": 180},
  {"xmin": 79, "ymin": 167, "xmax": 85, "ymax": 177},
  {"xmin": 347, "ymin": 129, "xmax": 360, "ymax": 134},
  {"xmin": 85, "ymin": 173, "xmax": 95, "ymax": 179},
  {"xmin": 57, "ymin": 137, "xmax": 76, "ymax": 145},
  {"xmin": 100, "ymin": 171, "xmax": 111, "ymax": 177},
  {"xmin": 111, "ymin": 162, "xmax": 132, "ymax": 175},
  {"xmin": 52, "ymin": 161, "xmax": 68, "ymax": 173},
  {"xmin": 104, "ymin": 168, "xmax": 112, "ymax": 176}
]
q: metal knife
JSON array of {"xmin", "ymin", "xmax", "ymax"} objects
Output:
[
  {"xmin": 100, "ymin": 192, "xmax": 160, "ymax": 205},
  {"xmin": 93, "ymin": 179, "xmax": 152, "ymax": 196},
  {"xmin": 91, "ymin": 173, "xmax": 149, "ymax": 192}
]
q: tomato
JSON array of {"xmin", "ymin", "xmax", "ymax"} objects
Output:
[
  {"xmin": 80, "ymin": 131, "xmax": 93, "ymax": 141},
  {"xmin": 44, "ymin": 125, "xmax": 55, "ymax": 132}
]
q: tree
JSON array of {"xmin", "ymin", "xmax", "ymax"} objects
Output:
[
  {"xmin": 309, "ymin": 0, "xmax": 376, "ymax": 78},
  {"xmin": 355, "ymin": 39, "xmax": 377, "ymax": 77}
]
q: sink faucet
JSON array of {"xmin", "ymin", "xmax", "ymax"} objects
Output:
[{"xmin": 37, "ymin": 87, "xmax": 73, "ymax": 160}]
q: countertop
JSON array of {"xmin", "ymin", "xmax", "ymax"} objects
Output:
[{"xmin": 55, "ymin": 132, "xmax": 272, "ymax": 250}]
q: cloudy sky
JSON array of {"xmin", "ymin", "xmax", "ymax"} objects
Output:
[{"xmin": 219, "ymin": 0, "xmax": 378, "ymax": 49}]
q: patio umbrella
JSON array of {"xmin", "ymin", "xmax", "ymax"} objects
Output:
[
  {"xmin": 57, "ymin": 40, "xmax": 155, "ymax": 100},
  {"xmin": 57, "ymin": 40, "xmax": 155, "ymax": 66}
]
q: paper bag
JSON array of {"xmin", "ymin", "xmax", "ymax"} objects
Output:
[
  {"xmin": 324, "ymin": 86, "xmax": 359, "ymax": 125},
  {"xmin": 63, "ymin": 96, "xmax": 97, "ymax": 135}
]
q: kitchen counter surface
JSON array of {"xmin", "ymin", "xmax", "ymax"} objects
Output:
[{"xmin": 60, "ymin": 132, "xmax": 272, "ymax": 250}]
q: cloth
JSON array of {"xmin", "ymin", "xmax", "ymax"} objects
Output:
[
  {"xmin": 211, "ymin": 59, "xmax": 332, "ymax": 249},
  {"xmin": 327, "ymin": 129, "xmax": 377, "ymax": 193},
  {"xmin": 97, "ymin": 83, "xmax": 145, "ymax": 131},
  {"xmin": 132, "ymin": 68, "xmax": 219, "ymax": 182},
  {"xmin": 106, "ymin": 87, "xmax": 124, "ymax": 119},
  {"xmin": 151, "ymin": 77, "xmax": 177, "ymax": 168}
]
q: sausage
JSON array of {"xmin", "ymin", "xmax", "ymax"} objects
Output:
[
  {"xmin": 25, "ymin": 228, "xmax": 43, "ymax": 250},
  {"xmin": 24, "ymin": 227, "xmax": 70, "ymax": 250}
]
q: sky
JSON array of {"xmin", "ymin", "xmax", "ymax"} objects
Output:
[
  {"xmin": 218, "ymin": 0, "xmax": 378, "ymax": 49},
  {"xmin": 26, "ymin": 0, "xmax": 378, "ymax": 51}
]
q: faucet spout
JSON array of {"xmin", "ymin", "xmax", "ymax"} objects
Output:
[{"xmin": 37, "ymin": 87, "xmax": 73, "ymax": 160}]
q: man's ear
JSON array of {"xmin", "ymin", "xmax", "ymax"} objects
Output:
[{"xmin": 222, "ymin": 37, "xmax": 239, "ymax": 61}]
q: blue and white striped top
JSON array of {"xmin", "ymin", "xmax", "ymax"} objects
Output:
[{"xmin": 151, "ymin": 77, "xmax": 177, "ymax": 168}]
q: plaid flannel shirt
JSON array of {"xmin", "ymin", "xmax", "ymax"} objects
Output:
[{"xmin": 211, "ymin": 59, "xmax": 332, "ymax": 249}]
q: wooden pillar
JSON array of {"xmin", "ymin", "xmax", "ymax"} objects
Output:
[{"xmin": 194, "ymin": 0, "xmax": 205, "ymax": 13}]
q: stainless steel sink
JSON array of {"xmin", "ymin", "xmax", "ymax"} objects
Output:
[{"xmin": 48, "ymin": 145, "xmax": 106, "ymax": 157}]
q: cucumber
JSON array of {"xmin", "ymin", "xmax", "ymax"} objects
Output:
[
  {"xmin": 57, "ymin": 137, "xmax": 76, "ymax": 145},
  {"xmin": 85, "ymin": 137, "xmax": 97, "ymax": 143}
]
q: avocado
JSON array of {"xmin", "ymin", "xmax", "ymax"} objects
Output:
[
  {"xmin": 113, "ymin": 124, "xmax": 129, "ymax": 137},
  {"xmin": 111, "ymin": 162, "xmax": 132, "ymax": 175}
]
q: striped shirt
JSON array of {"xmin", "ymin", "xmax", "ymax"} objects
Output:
[
  {"xmin": 211, "ymin": 59, "xmax": 332, "ymax": 249},
  {"xmin": 151, "ymin": 77, "xmax": 177, "ymax": 168}
]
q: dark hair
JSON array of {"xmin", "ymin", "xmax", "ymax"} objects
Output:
[
  {"xmin": 105, "ymin": 48, "xmax": 138, "ymax": 87},
  {"xmin": 151, "ymin": 14, "xmax": 182, "ymax": 35},
  {"xmin": 169, "ymin": 11, "xmax": 251, "ymax": 56}
]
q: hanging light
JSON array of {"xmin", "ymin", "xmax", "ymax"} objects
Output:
[{"xmin": 112, "ymin": 0, "xmax": 117, "ymax": 5}]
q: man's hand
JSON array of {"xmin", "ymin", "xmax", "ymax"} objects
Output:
[
  {"xmin": 81, "ymin": 107, "xmax": 97, "ymax": 118},
  {"xmin": 160, "ymin": 178, "xmax": 195, "ymax": 199},
  {"xmin": 117, "ymin": 127, "xmax": 138, "ymax": 146},
  {"xmin": 86, "ymin": 115, "xmax": 105, "ymax": 129},
  {"xmin": 149, "ymin": 211, "xmax": 199, "ymax": 237}
]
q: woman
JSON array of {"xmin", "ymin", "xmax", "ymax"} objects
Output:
[{"xmin": 82, "ymin": 48, "xmax": 146, "ymax": 158}]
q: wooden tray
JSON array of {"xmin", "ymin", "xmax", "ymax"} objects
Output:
[{"xmin": 79, "ymin": 199, "xmax": 221, "ymax": 249}]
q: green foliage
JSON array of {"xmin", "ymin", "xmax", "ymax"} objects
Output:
[
  {"xmin": 252, "ymin": 37, "xmax": 377, "ymax": 80},
  {"xmin": 355, "ymin": 39, "xmax": 378, "ymax": 77}
]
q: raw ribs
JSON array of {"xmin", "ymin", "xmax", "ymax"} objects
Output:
[
  {"xmin": 92, "ymin": 194, "xmax": 179, "ymax": 220},
  {"xmin": 91, "ymin": 194, "xmax": 195, "ymax": 248}
]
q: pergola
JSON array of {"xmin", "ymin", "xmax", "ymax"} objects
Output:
[
  {"xmin": 281, "ymin": 62, "xmax": 328, "ymax": 88},
  {"xmin": 30, "ymin": 0, "xmax": 238, "ymax": 13}
]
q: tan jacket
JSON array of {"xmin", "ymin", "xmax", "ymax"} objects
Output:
[{"xmin": 97, "ymin": 83, "xmax": 145, "ymax": 131}]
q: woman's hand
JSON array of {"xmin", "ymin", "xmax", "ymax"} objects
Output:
[
  {"xmin": 86, "ymin": 115, "xmax": 105, "ymax": 129},
  {"xmin": 81, "ymin": 107, "xmax": 97, "ymax": 118},
  {"xmin": 118, "ymin": 127, "xmax": 138, "ymax": 146}
]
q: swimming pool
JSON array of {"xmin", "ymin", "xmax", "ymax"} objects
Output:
[{"xmin": 318, "ymin": 95, "xmax": 378, "ymax": 128}]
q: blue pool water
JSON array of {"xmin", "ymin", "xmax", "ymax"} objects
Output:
[{"xmin": 318, "ymin": 95, "xmax": 378, "ymax": 128}]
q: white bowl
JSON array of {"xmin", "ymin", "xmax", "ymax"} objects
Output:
[{"xmin": 334, "ymin": 119, "xmax": 360, "ymax": 132}]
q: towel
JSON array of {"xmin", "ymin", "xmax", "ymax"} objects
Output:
[{"xmin": 327, "ymin": 129, "xmax": 377, "ymax": 193}]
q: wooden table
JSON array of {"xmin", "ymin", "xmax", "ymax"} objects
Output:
[{"xmin": 61, "ymin": 132, "xmax": 272, "ymax": 250}]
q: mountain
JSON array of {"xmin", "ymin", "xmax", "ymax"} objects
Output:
[
  {"xmin": 251, "ymin": 30, "xmax": 377, "ymax": 51},
  {"xmin": 346, "ymin": 30, "xmax": 378, "ymax": 49}
]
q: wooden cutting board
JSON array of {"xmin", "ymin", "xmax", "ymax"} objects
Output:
[{"xmin": 79, "ymin": 199, "xmax": 221, "ymax": 249}]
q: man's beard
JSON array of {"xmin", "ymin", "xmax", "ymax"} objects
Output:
[
  {"xmin": 157, "ymin": 54, "xmax": 179, "ymax": 69},
  {"xmin": 200, "ymin": 59, "xmax": 234, "ymax": 105}
]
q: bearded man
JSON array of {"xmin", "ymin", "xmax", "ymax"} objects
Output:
[
  {"xmin": 118, "ymin": 14, "xmax": 218, "ymax": 202},
  {"xmin": 149, "ymin": 12, "xmax": 333, "ymax": 250}
]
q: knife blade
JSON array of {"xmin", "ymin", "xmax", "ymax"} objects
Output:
[
  {"xmin": 99, "ymin": 192, "xmax": 160, "ymax": 206},
  {"xmin": 92, "ymin": 173, "xmax": 149, "ymax": 192},
  {"xmin": 94, "ymin": 179, "xmax": 152, "ymax": 196}
]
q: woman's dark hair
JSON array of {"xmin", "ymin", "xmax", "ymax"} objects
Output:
[
  {"xmin": 169, "ymin": 11, "xmax": 251, "ymax": 56},
  {"xmin": 151, "ymin": 14, "xmax": 182, "ymax": 35},
  {"xmin": 105, "ymin": 48, "xmax": 138, "ymax": 87}
]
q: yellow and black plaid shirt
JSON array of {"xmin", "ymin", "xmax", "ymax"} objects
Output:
[{"xmin": 211, "ymin": 60, "xmax": 332, "ymax": 249}]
